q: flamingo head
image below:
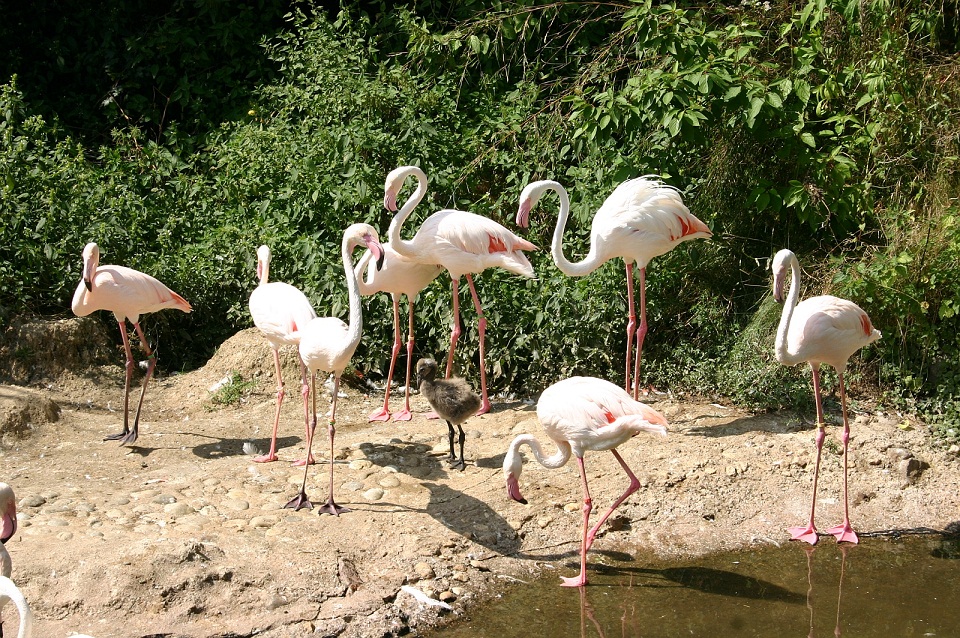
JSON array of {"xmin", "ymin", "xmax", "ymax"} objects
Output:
[
  {"xmin": 81, "ymin": 242, "xmax": 100, "ymax": 291},
  {"xmin": 255, "ymin": 245, "xmax": 271, "ymax": 284},
  {"xmin": 771, "ymin": 249, "xmax": 795, "ymax": 304},
  {"xmin": 516, "ymin": 181, "xmax": 549, "ymax": 229},
  {"xmin": 415, "ymin": 357, "xmax": 439, "ymax": 388},
  {"xmin": 383, "ymin": 166, "xmax": 414, "ymax": 212},
  {"xmin": 502, "ymin": 442, "xmax": 528, "ymax": 504},
  {"xmin": 0, "ymin": 483, "xmax": 17, "ymax": 543},
  {"xmin": 348, "ymin": 224, "xmax": 385, "ymax": 271}
]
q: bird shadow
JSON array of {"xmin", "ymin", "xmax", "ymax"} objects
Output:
[
  {"xmin": 681, "ymin": 412, "xmax": 806, "ymax": 438},
  {"xmin": 418, "ymin": 481, "xmax": 523, "ymax": 556},
  {"xmin": 188, "ymin": 433, "xmax": 301, "ymax": 460}
]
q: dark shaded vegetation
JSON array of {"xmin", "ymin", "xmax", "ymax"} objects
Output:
[{"xmin": 1, "ymin": 0, "xmax": 958, "ymax": 440}]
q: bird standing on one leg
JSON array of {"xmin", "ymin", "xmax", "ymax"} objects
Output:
[
  {"xmin": 503, "ymin": 376, "xmax": 667, "ymax": 587},
  {"xmin": 71, "ymin": 242, "xmax": 192, "ymax": 445},
  {"xmin": 772, "ymin": 248, "xmax": 880, "ymax": 545},
  {"xmin": 516, "ymin": 178, "xmax": 711, "ymax": 399},
  {"xmin": 249, "ymin": 245, "xmax": 317, "ymax": 464},
  {"xmin": 416, "ymin": 357, "xmax": 481, "ymax": 471}
]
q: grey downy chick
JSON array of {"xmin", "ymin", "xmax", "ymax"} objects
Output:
[{"xmin": 416, "ymin": 357, "xmax": 482, "ymax": 471}]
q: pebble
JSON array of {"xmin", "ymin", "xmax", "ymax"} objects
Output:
[
  {"xmin": 414, "ymin": 562, "xmax": 435, "ymax": 580},
  {"xmin": 342, "ymin": 481, "xmax": 365, "ymax": 492},
  {"xmin": 164, "ymin": 503, "xmax": 195, "ymax": 517},
  {"xmin": 378, "ymin": 476, "xmax": 401, "ymax": 489},
  {"xmin": 20, "ymin": 495, "xmax": 46, "ymax": 508},
  {"xmin": 349, "ymin": 460, "xmax": 373, "ymax": 471},
  {"xmin": 363, "ymin": 488, "xmax": 385, "ymax": 501},
  {"xmin": 438, "ymin": 590, "xmax": 456, "ymax": 603},
  {"xmin": 249, "ymin": 515, "xmax": 279, "ymax": 529},
  {"xmin": 222, "ymin": 499, "xmax": 250, "ymax": 511}
]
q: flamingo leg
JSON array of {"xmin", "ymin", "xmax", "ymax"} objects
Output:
[
  {"xmin": 317, "ymin": 375, "xmax": 350, "ymax": 516},
  {"xmin": 369, "ymin": 295, "xmax": 402, "ymax": 422},
  {"xmin": 446, "ymin": 420, "xmax": 467, "ymax": 471},
  {"xmin": 631, "ymin": 266, "xmax": 649, "ymax": 400},
  {"xmin": 253, "ymin": 348, "xmax": 284, "ymax": 462},
  {"xmin": 584, "ymin": 449, "xmax": 640, "ymax": 552},
  {"xmin": 624, "ymin": 263, "xmax": 637, "ymax": 394},
  {"xmin": 286, "ymin": 372, "xmax": 317, "ymax": 511},
  {"xmin": 790, "ymin": 364, "xmax": 826, "ymax": 545},
  {"xmin": 826, "ymin": 373, "xmax": 859, "ymax": 543},
  {"xmin": 117, "ymin": 321, "xmax": 156, "ymax": 446},
  {"xmin": 392, "ymin": 297, "xmax": 416, "ymax": 422},
  {"xmin": 444, "ymin": 276, "xmax": 462, "ymax": 379},
  {"xmin": 104, "ymin": 320, "xmax": 135, "ymax": 441},
  {"xmin": 561, "ymin": 456, "xmax": 593, "ymax": 588},
  {"xmin": 464, "ymin": 273, "xmax": 491, "ymax": 415}
]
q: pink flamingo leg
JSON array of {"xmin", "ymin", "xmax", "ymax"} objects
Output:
[
  {"xmin": 624, "ymin": 263, "xmax": 637, "ymax": 395},
  {"xmin": 254, "ymin": 348, "xmax": 284, "ymax": 462},
  {"xmin": 317, "ymin": 376, "xmax": 349, "ymax": 516},
  {"xmin": 286, "ymin": 373, "xmax": 318, "ymax": 511},
  {"xmin": 393, "ymin": 299, "xmax": 417, "ymax": 422},
  {"xmin": 827, "ymin": 373, "xmax": 859, "ymax": 543},
  {"xmin": 113, "ymin": 321, "xmax": 156, "ymax": 446},
  {"xmin": 631, "ymin": 267, "xmax": 649, "ymax": 400},
  {"xmin": 369, "ymin": 295, "xmax": 403, "ymax": 422},
  {"xmin": 562, "ymin": 456, "xmax": 593, "ymax": 588},
  {"xmin": 105, "ymin": 320, "xmax": 136, "ymax": 442},
  {"xmin": 428, "ymin": 277, "xmax": 464, "ymax": 420},
  {"xmin": 790, "ymin": 364, "xmax": 826, "ymax": 545},
  {"xmin": 464, "ymin": 274, "xmax": 491, "ymax": 415},
  {"xmin": 584, "ymin": 449, "xmax": 640, "ymax": 552}
]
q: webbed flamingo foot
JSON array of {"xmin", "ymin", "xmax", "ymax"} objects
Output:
[{"xmin": 789, "ymin": 524, "xmax": 820, "ymax": 545}]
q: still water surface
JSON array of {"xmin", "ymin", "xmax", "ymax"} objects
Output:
[{"xmin": 431, "ymin": 535, "xmax": 960, "ymax": 637}]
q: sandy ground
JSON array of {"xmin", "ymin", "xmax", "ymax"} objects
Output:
[{"xmin": 0, "ymin": 318, "xmax": 958, "ymax": 637}]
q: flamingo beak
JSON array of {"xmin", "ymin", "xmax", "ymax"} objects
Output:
[
  {"xmin": 516, "ymin": 199, "xmax": 531, "ymax": 229},
  {"xmin": 384, "ymin": 190, "xmax": 398, "ymax": 212},
  {"xmin": 773, "ymin": 270, "xmax": 785, "ymax": 304},
  {"xmin": 506, "ymin": 473, "xmax": 527, "ymax": 504},
  {"xmin": 1, "ymin": 504, "xmax": 16, "ymax": 543},
  {"xmin": 84, "ymin": 279, "xmax": 92, "ymax": 292},
  {"xmin": 364, "ymin": 235, "xmax": 385, "ymax": 271}
]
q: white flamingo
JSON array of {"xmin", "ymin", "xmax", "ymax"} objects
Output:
[
  {"xmin": 355, "ymin": 237, "xmax": 442, "ymax": 422},
  {"xmin": 503, "ymin": 376, "xmax": 668, "ymax": 587},
  {"xmin": 286, "ymin": 223, "xmax": 385, "ymax": 515},
  {"xmin": 517, "ymin": 178, "xmax": 711, "ymax": 399},
  {"xmin": 248, "ymin": 245, "xmax": 317, "ymax": 464},
  {"xmin": 1, "ymin": 482, "xmax": 18, "ymax": 634},
  {"xmin": 385, "ymin": 165, "xmax": 538, "ymax": 415},
  {"xmin": 772, "ymin": 248, "xmax": 880, "ymax": 545}
]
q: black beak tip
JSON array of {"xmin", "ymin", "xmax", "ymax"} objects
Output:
[
  {"xmin": 84, "ymin": 279, "xmax": 92, "ymax": 292},
  {"xmin": 375, "ymin": 252, "xmax": 385, "ymax": 271}
]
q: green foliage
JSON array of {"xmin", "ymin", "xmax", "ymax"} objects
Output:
[
  {"xmin": 207, "ymin": 370, "xmax": 256, "ymax": 408},
  {"xmin": 0, "ymin": 0, "xmax": 959, "ymax": 436}
]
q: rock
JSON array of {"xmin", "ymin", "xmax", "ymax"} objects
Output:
[
  {"xmin": 163, "ymin": 503, "xmax": 194, "ymax": 517},
  {"xmin": 378, "ymin": 475, "xmax": 401, "ymax": 488},
  {"xmin": 899, "ymin": 458, "xmax": 928, "ymax": 484},
  {"xmin": 362, "ymin": 488, "xmax": 385, "ymax": 501},
  {"xmin": 414, "ymin": 562, "xmax": 435, "ymax": 580},
  {"xmin": 887, "ymin": 447, "xmax": 914, "ymax": 461},
  {"xmin": 20, "ymin": 494, "xmax": 46, "ymax": 508},
  {"xmin": 438, "ymin": 590, "xmax": 457, "ymax": 603}
]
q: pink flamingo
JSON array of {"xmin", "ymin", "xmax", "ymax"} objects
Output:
[
  {"xmin": 503, "ymin": 376, "xmax": 668, "ymax": 587},
  {"xmin": 386, "ymin": 165, "xmax": 537, "ymax": 415},
  {"xmin": 772, "ymin": 248, "xmax": 881, "ymax": 545},
  {"xmin": 355, "ymin": 240, "xmax": 442, "ymax": 422},
  {"xmin": 286, "ymin": 223, "xmax": 385, "ymax": 515},
  {"xmin": 517, "ymin": 178, "xmax": 711, "ymax": 399},
  {"xmin": 71, "ymin": 242, "xmax": 192, "ymax": 444},
  {"xmin": 248, "ymin": 245, "xmax": 317, "ymax": 463},
  {"xmin": 1, "ymin": 482, "xmax": 17, "ymax": 579}
]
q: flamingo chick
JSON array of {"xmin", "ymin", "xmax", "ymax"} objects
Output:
[
  {"xmin": 517, "ymin": 178, "xmax": 711, "ymax": 399},
  {"xmin": 386, "ymin": 165, "xmax": 537, "ymax": 415},
  {"xmin": 249, "ymin": 245, "xmax": 317, "ymax": 463},
  {"xmin": 355, "ymin": 241, "xmax": 442, "ymax": 422},
  {"xmin": 772, "ymin": 248, "xmax": 880, "ymax": 545},
  {"xmin": 416, "ymin": 357, "xmax": 482, "ymax": 471},
  {"xmin": 504, "ymin": 376, "xmax": 667, "ymax": 587},
  {"xmin": 286, "ymin": 223, "xmax": 385, "ymax": 515},
  {"xmin": 71, "ymin": 243, "xmax": 192, "ymax": 445}
]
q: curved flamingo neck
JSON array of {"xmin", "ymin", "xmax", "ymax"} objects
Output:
[
  {"xmin": 538, "ymin": 182, "xmax": 604, "ymax": 277},
  {"xmin": 0, "ymin": 575, "xmax": 33, "ymax": 638},
  {"xmin": 353, "ymin": 250, "xmax": 375, "ymax": 296},
  {"xmin": 775, "ymin": 253, "xmax": 802, "ymax": 366},
  {"xmin": 511, "ymin": 433, "xmax": 572, "ymax": 472},
  {"xmin": 388, "ymin": 166, "xmax": 428, "ymax": 259}
]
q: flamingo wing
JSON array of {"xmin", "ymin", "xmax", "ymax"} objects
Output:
[
  {"xmin": 789, "ymin": 295, "xmax": 881, "ymax": 369},
  {"xmin": 72, "ymin": 265, "xmax": 191, "ymax": 322},
  {"xmin": 414, "ymin": 210, "xmax": 538, "ymax": 277},
  {"xmin": 298, "ymin": 317, "xmax": 354, "ymax": 373},
  {"xmin": 250, "ymin": 282, "xmax": 317, "ymax": 348}
]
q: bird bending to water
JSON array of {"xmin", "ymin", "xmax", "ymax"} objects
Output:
[
  {"xmin": 503, "ymin": 376, "xmax": 668, "ymax": 587},
  {"xmin": 517, "ymin": 178, "xmax": 711, "ymax": 399},
  {"xmin": 71, "ymin": 242, "xmax": 192, "ymax": 445},
  {"xmin": 286, "ymin": 224, "xmax": 385, "ymax": 515},
  {"xmin": 355, "ymin": 239, "xmax": 442, "ymax": 422},
  {"xmin": 386, "ymin": 165, "xmax": 537, "ymax": 415},
  {"xmin": 416, "ymin": 357, "xmax": 482, "ymax": 471},
  {"xmin": 772, "ymin": 248, "xmax": 880, "ymax": 545},
  {"xmin": 249, "ymin": 245, "xmax": 317, "ymax": 463}
]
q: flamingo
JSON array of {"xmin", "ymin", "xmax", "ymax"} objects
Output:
[
  {"xmin": 0, "ymin": 576, "xmax": 32, "ymax": 638},
  {"xmin": 71, "ymin": 242, "xmax": 192, "ymax": 445},
  {"xmin": 516, "ymin": 178, "xmax": 711, "ymax": 399},
  {"xmin": 286, "ymin": 223, "xmax": 385, "ymax": 515},
  {"xmin": 1, "ymin": 482, "xmax": 17, "ymax": 634},
  {"xmin": 248, "ymin": 245, "xmax": 317, "ymax": 464},
  {"xmin": 772, "ymin": 248, "xmax": 881, "ymax": 545},
  {"xmin": 416, "ymin": 357, "xmax": 482, "ymax": 471},
  {"xmin": 386, "ymin": 165, "xmax": 538, "ymax": 415},
  {"xmin": 503, "ymin": 376, "xmax": 668, "ymax": 587},
  {"xmin": 355, "ymin": 239, "xmax": 442, "ymax": 422}
]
